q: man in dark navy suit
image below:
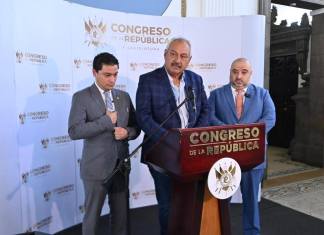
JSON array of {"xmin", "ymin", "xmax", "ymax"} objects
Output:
[
  {"xmin": 135, "ymin": 37, "xmax": 209, "ymax": 235},
  {"xmin": 208, "ymin": 58, "xmax": 276, "ymax": 235}
]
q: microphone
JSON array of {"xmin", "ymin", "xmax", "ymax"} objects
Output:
[
  {"xmin": 187, "ymin": 86, "xmax": 196, "ymax": 112},
  {"xmin": 244, "ymin": 93, "xmax": 251, "ymax": 98},
  {"xmin": 103, "ymin": 90, "xmax": 193, "ymax": 188}
]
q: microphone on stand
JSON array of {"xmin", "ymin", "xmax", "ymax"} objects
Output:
[
  {"xmin": 186, "ymin": 86, "xmax": 196, "ymax": 112},
  {"xmin": 102, "ymin": 93, "xmax": 193, "ymax": 188}
]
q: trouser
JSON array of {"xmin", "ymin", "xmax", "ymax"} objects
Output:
[
  {"xmin": 149, "ymin": 166, "xmax": 171, "ymax": 235},
  {"xmin": 82, "ymin": 168, "xmax": 129, "ymax": 235},
  {"xmin": 240, "ymin": 169, "xmax": 264, "ymax": 235}
]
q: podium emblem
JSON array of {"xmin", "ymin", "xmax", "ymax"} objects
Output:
[{"xmin": 207, "ymin": 157, "xmax": 241, "ymax": 199}]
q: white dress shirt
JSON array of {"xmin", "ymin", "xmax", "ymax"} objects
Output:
[{"xmin": 166, "ymin": 69, "xmax": 189, "ymax": 128}]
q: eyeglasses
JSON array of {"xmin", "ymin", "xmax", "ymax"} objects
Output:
[{"xmin": 167, "ymin": 50, "xmax": 190, "ymax": 61}]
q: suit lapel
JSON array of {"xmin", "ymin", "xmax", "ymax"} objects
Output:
[
  {"xmin": 184, "ymin": 70, "xmax": 192, "ymax": 89},
  {"xmin": 242, "ymin": 85, "xmax": 253, "ymax": 117},
  {"xmin": 111, "ymin": 89, "xmax": 120, "ymax": 111},
  {"xmin": 224, "ymin": 84, "xmax": 237, "ymax": 118},
  {"xmin": 159, "ymin": 68, "xmax": 179, "ymax": 116},
  {"xmin": 90, "ymin": 83, "xmax": 106, "ymax": 113}
]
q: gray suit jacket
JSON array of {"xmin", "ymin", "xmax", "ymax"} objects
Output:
[{"xmin": 68, "ymin": 83, "xmax": 140, "ymax": 180}]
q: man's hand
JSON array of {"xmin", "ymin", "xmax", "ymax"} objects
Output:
[
  {"xmin": 106, "ymin": 111, "xmax": 117, "ymax": 124},
  {"xmin": 114, "ymin": 127, "xmax": 128, "ymax": 140}
]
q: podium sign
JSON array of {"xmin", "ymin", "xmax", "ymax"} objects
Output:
[
  {"xmin": 144, "ymin": 123, "xmax": 265, "ymax": 235},
  {"xmin": 145, "ymin": 123, "xmax": 265, "ymax": 178},
  {"xmin": 181, "ymin": 122, "xmax": 265, "ymax": 174}
]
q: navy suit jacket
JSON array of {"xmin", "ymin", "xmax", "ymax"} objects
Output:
[
  {"xmin": 136, "ymin": 67, "xmax": 209, "ymax": 161},
  {"xmin": 208, "ymin": 83, "xmax": 276, "ymax": 169}
]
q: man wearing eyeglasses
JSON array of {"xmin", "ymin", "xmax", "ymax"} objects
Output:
[{"xmin": 135, "ymin": 37, "xmax": 209, "ymax": 235}]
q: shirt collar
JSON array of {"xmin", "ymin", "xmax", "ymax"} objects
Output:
[
  {"xmin": 95, "ymin": 82, "xmax": 105, "ymax": 94},
  {"xmin": 95, "ymin": 82, "xmax": 112, "ymax": 95},
  {"xmin": 164, "ymin": 67, "xmax": 185, "ymax": 87},
  {"xmin": 231, "ymin": 85, "xmax": 248, "ymax": 94}
]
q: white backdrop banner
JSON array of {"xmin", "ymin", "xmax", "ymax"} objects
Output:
[
  {"xmin": 15, "ymin": 0, "xmax": 76, "ymax": 232},
  {"xmin": 0, "ymin": 1, "xmax": 22, "ymax": 235},
  {"xmin": 2, "ymin": 0, "xmax": 265, "ymax": 233}
]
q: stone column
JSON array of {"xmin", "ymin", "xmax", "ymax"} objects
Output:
[
  {"xmin": 181, "ymin": 0, "xmax": 187, "ymax": 17},
  {"xmin": 306, "ymin": 9, "xmax": 324, "ymax": 166},
  {"xmin": 290, "ymin": 83, "xmax": 310, "ymax": 163}
]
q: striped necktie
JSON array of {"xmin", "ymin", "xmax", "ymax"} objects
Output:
[{"xmin": 104, "ymin": 91, "xmax": 115, "ymax": 111}]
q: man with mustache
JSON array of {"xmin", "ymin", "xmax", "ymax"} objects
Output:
[
  {"xmin": 135, "ymin": 38, "xmax": 209, "ymax": 235},
  {"xmin": 208, "ymin": 58, "xmax": 276, "ymax": 235}
]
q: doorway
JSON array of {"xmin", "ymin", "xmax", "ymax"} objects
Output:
[{"xmin": 268, "ymin": 55, "xmax": 298, "ymax": 147}]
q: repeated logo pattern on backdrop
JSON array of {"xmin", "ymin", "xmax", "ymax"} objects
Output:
[{"xmin": 7, "ymin": 0, "xmax": 265, "ymax": 234}]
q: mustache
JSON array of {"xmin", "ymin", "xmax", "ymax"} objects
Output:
[{"xmin": 171, "ymin": 62, "xmax": 182, "ymax": 68}]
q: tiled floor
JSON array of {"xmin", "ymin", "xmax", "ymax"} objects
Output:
[
  {"xmin": 265, "ymin": 146, "xmax": 318, "ymax": 179},
  {"xmin": 263, "ymin": 146, "xmax": 324, "ymax": 221}
]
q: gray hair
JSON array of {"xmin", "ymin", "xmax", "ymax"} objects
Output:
[{"xmin": 165, "ymin": 37, "xmax": 191, "ymax": 55}]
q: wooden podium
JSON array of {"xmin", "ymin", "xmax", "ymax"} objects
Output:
[{"xmin": 144, "ymin": 123, "xmax": 265, "ymax": 235}]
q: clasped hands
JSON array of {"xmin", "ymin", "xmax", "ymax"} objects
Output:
[{"xmin": 106, "ymin": 111, "xmax": 128, "ymax": 140}]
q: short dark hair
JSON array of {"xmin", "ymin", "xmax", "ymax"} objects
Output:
[{"xmin": 93, "ymin": 52, "xmax": 119, "ymax": 72}]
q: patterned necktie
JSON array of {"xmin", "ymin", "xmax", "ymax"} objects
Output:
[
  {"xmin": 104, "ymin": 91, "xmax": 115, "ymax": 111},
  {"xmin": 235, "ymin": 89, "xmax": 244, "ymax": 119}
]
